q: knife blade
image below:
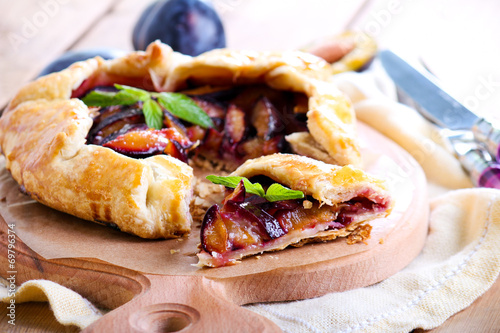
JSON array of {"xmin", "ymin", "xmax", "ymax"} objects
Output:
[
  {"xmin": 379, "ymin": 50, "xmax": 500, "ymax": 189},
  {"xmin": 379, "ymin": 50, "xmax": 500, "ymax": 161}
]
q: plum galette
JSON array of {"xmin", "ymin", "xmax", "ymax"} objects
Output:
[{"xmin": 0, "ymin": 41, "xmax": 391, "ymax": 265}]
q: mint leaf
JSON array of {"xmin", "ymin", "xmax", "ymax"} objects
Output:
[
  {"xmin": 264, "ymin": 183, "xmax": 305, "ymax": 202},
  {"xmin": 156, "ymin": 92, "xmax": 214, "ymax": 129},
  {"xmin": 81, "ymin": 85, "xmax": 151, "ymax": 107},
  {"xmin": 82, "ymin": 85, "xmax": 150, "ymax": 107},
  {"xmin": 206, "ymin": 175, "xmax": 303, "ymax": 202},
  {"xmin": 114, "ymin": 84, "xmax": 151, "ymax": 102},
  {"xmin": 143, "ymin": 99, "xmax": 163, "ymax": 130},
  {"xmin": 81, "ymin": 90, "xmax": 139, "ymax": 107},
  {"xmin": 241, "ymin": 178, "xmax": 265, "ymax": 197},
  {"xmin": 206, "ymin": 175, "xmax": 242, "ymax": 188}
]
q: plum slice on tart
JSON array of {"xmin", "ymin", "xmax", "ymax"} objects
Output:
[{"xmin": 197, "ymin": 154, "xmax": 393, "ymax": 268}]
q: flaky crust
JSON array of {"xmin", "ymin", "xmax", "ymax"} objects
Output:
[
  {"xmin": 0, "ymin": 42, "xmax": 361, "ymax": 238},
  {"xmin": 231, "ymin": 154, "xmax": 390, "ymax": 207},
  {"xmin": 0, "ymin": 97, "xmax": 193, "ymax": 238},
  {"xmin": 285, "ymin": 132, "xmax": 336, "ymax": 164}
]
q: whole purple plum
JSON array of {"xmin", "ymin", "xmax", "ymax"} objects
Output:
[{"xmin": 132, "ymin": 0, "xmax": 226, "ymax": 56}]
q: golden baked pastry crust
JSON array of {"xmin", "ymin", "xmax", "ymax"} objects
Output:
[{"xmin": 0, "ymin": 41, "xmax": 362, "ymax": 239}]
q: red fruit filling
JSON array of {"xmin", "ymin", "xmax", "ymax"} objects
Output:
[{"xmin": 200, "ymin": 180, "xmax": 390, "ymax": 266}]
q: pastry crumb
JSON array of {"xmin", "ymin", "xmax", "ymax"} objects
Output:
[
  {"xmin": 170, "ymin": 249, "xmax": 180, "ymax": 254},
  {"xmin": 379, "ymin": 238, "xmax": 384, "ymax": 244},
  {"xmin": 190, "ymin": 169, "xmax": 227, "ymax": 222},
  {"xmin": 346, "ymin": 224, "xmax": 372, "ymax": 245},
  {"xmin": 191, "ymin": 155, "xmax": 231, "ymax": 172},
  {"xmin": 303, "ymin": 200, "xmax": 313, "ymax": 209},
  {"xmin": 194, "ymin": 197, "xmax": 206, "ymax": 206}
]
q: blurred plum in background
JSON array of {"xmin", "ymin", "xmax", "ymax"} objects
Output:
[{"xmin": 132, "ymin": 0, "xmax": 226, "ymax": 56}]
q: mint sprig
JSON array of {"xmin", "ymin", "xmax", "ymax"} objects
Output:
[
  {"xmin": 156, "ymin": 92, "xmax": 214, "ymax": 129},
  {"xmin": 81, "ymin": 84, "xmax": 214, "ymax": 130},
  {"xmin": 206, "ymin": 175, "xmax": 305, "ymax": 202}
]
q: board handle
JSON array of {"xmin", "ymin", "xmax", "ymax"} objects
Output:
[{"xmin": 83, "ymin": 274, "xmax": 281, "ymax": 333}]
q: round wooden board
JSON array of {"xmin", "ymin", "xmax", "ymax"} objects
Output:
[{"xmin": 0, "ymin": 123, "xmax": 429, "ymax": 332}]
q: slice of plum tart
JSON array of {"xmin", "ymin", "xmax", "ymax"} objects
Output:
[{"xmin": 197, "ymin": 154, "xmax": 393, "ymax": 267}]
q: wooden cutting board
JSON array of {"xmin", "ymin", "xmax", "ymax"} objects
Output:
[{"xmin": 0, "ymin": 123, "xmax": 429, "ymax": 332}]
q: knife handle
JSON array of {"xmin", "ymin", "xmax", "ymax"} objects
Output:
[
  {"xmin": 472, "ymin": 118, "xmax": 500, "ymax": 161},
  {"xmin": 459, "ymin": 147, "xmax": 500, "ymax": 189}
]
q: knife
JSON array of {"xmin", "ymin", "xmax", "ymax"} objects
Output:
[{"xmin": 379, "ymin": 50, "xmax": 500, "ymax": 189}]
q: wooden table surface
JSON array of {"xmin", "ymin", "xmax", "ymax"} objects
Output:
[{"xmin": 0, "ymin": 0, "xmax": 499, "ymax": 331}]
